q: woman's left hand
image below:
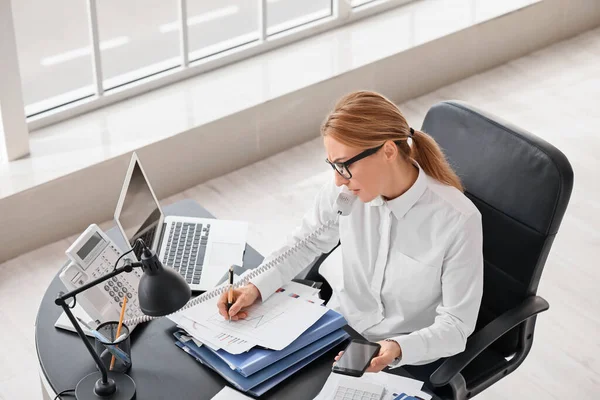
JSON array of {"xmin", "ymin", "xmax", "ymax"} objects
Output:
[{"xmin": 334, "ymin": 340, "xmax": 402, "ymax": 373}]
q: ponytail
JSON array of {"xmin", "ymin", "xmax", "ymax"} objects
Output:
[{"xmin": 410, "ymin": 129, "xmax": 463, "ymax": 192}]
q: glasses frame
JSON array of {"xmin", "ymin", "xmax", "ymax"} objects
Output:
[
  {"xmin": 325, "ymin": 140, "xmax": 407, "ymax": 179},
  {"xmin": 325, "ymin": 143, "xmax": 385, "ymax": 179}
]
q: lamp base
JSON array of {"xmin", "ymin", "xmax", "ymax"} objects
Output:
[{"xmin": 75, "ymin": 372, "xmax": 136, "ymax": 400}]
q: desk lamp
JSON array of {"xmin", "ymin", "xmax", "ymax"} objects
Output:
[{"xmin": 55, "ymin": 240, "xmax": 191, "ymax": 400}]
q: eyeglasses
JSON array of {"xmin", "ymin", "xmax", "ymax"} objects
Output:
[{"xmin": 325, "ymin": 144, "xmax": 385, "ymax": 179}]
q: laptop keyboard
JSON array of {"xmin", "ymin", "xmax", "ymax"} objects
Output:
[{"xmin": 162, "ymin": 222, "xmax": 210, "ymax": 286}]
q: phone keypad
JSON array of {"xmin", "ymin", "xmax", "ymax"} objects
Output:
[{"xmin": 92, "ymin": 246, "xmax": 144, "ymax": 322}]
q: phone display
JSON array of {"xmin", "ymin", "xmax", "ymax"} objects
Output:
[
  {"xmin": 332, "ymin": 339, "xmax": 381, "ymax": 377},
  {"xmin": 62, "ymin": 224, "xmax": 143, "ymax": 326}
]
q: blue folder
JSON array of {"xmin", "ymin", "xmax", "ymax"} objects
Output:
[
  {"xmin": 175, "ymin": 328, "xmax": 348, "ymax": 394},
  {"xmin": 207, "ymin": 309, "xmax": 347, "ymax": 377},
  {"xmin": 247, "ymin": 338, "xmax": 343, "ymax": 397}
]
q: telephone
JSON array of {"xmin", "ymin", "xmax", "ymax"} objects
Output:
[
  {"xmin": 60, "ymin": 224, "xmax": 145, "ymax": 327},
  {"xmin": 123, "ymin": 186, "xmax": 356, "ymax": 326}
]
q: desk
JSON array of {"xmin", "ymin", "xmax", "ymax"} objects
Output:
[{"xmin": 35, "ymin": 199, "xmax": 440, "ymax": 399}]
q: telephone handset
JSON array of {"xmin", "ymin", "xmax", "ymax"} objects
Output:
[
  {"xmin": 124, "ymin": 187, "xmax": 356, "ymax": 326},
  {"xmin": 60, "ymin": 224, "xmax": 144, "ymax": 327}
]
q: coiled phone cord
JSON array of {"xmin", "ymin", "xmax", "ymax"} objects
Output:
[{"xmin": 123, "ymin": 212, "xmax": 340, "ymax": 326}]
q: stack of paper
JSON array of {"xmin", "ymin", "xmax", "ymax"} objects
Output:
[
  {"xmin": 314, "ymin": 371, "xmax": 432, "ymax": 400},
  {"xmin": 171, "ymin": 281, "xmax": 349, "ymax": 396},
  {"xmin": 211, "ymin": 386, "xmax": 253, "ymax": 400},
  {"xmin": 171, "ymin": 281, "xmax": 327, "ymax": 353}
]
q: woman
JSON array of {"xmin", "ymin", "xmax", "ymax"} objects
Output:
[{"xmin": 217, "ymin": 91, "xmax": 483, "ymax": 372}]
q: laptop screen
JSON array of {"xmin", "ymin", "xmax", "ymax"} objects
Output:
[{"xmin": 115, "ymin": 160, "xmax": 162, "ymax": 259}]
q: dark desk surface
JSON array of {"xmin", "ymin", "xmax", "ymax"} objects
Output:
[{"xmin": 35, "ymin": 199, "xmax": 439, "ymax": 399}]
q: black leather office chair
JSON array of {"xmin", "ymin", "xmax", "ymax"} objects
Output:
[{"xmin": 304, "ymin": 101, "xmax": 574, "ymax": 399}]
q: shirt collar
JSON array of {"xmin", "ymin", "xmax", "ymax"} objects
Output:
[{"xmin": 368, "ymin": 161, "xmax": 428, "ymax": 220}]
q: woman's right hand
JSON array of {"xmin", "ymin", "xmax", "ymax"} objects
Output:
[{"xmin": 217, "ymin": 283, "xmax": 261, "ymax": 320}]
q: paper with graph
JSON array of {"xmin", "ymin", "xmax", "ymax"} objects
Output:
[
  {"xmin": 177, "ymin": 315, "xmax": 256, "ymax": 354},
  {"xmin": 182, "ymin": 292, "xmax": 327, "ymax": 350}
]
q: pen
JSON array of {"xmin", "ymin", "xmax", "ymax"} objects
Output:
[
  {"xmin": 110, "ymin": 296, "xmax": 128, "ymax": 371},
  {"xmin": 76, "ymin": 317, "xmax": 130, "ymax": 364},
  {"xmin": 227, "ymin": 266, "xmax": 234, "ymax": 323},
  {"xmin": 77, "ymin": 317, "xmax": 126, "ymax": 342},
  {"xmin": 76, "ymin": 316, "xmax": 96, "ymax": 332}
]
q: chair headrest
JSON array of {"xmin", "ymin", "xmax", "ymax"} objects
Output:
[{"xmin": 421, "ymin": 101, "xmax": 573, "ymax": 235}]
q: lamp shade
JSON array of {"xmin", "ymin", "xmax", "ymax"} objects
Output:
[{"xmin": 137, "ymin": 248, "xmax": 191, "ymax": 316}]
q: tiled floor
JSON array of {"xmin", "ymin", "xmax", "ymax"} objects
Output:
[{"xmin": 2, "ymin": 25, "xmax": 600, "ymax": 400}]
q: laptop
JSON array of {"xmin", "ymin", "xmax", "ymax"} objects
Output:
[{"xmin": 114, "ymin": 153, "xmax": 248, "ymax": 291}]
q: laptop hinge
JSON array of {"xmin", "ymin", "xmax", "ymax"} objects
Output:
[{"xmin": 156, "ymin": 222, "xmax": 167, "ymax": 255}]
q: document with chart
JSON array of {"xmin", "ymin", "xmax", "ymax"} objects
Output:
[
  {"xmin": 181, "ymin": 291, "xmax": 327, "ymax": 350},
  {"xmin": 177, "ymin": 315, "xmax": 256, "ymax": 354}
]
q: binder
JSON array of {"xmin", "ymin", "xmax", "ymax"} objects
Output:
[
  {"xmin": 208, "ymin": 309, "xmax": 347, "ymax": 377},
  {"xmin": 247, "ymin": 339, "xmax": 341, "ymax": 397},
  {"xmin": 175, "ymin": 328, "xmax": 348, "ymax": 394}
]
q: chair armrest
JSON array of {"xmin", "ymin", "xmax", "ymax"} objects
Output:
[{"xmin": 429, "ymin": 295, "xmax": 549, "ymax": 387}]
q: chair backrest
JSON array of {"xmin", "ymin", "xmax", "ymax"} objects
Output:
[{"xmin": 421, "ymin": 101, "xmax": 573, "ymax": 356}]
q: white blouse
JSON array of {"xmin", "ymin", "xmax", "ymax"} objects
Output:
[{"xmin": 251, "ymin": 162, "xmax": 483, "ymax": 367}]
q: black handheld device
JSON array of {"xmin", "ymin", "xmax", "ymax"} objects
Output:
[{"xmin": 332, "ymin": 339, "xmax": 381, "ymax": 377}]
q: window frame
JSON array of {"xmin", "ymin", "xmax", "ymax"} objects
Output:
[{"xmin": 18, "ymin": 0, "xmax": 414, "ymax": 131}]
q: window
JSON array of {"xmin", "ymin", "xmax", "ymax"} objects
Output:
[
  {"xmin": 9, "ymin": 0, "xmax": 414, "ymax": 129},
  {"xmin": 12, "ymin": 0, "xmax": 94, "ymax": 116},
  {"xmin": 187, "ymin": 1, "xmax": 259, "ymax": 62},
  {"xmin": 267, "ymin": 0, "xmax": 333, "ymax": 35},
  {"xmin": 351, "ymin": 0, "xmax": 378, "ymax": 7},
  {"xmin": 97, "ymin": 0, "xmax": 181, "ymax": 90}
]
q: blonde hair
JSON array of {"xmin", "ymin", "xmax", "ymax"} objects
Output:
[{"xmin": 321, "ymin": 91, "xmax": 463, "ymax": 192}]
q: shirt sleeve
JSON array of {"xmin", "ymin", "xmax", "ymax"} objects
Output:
[
  {"xmin": 250, "ymin": 181, "xmax": 342, "ymax": 301},
  {"xmin": 388, "ymin": 210, "xmax": 484, "ymax": 367}
]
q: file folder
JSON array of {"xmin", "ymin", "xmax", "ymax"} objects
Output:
[
  {"xmin": 208, "ymin": 309, "xmax": 347, "ymax": 377},
  {"xmin": 174, "ymin": 328, "xmax": 348, "ymax": 394},
  {"xmin": 247, "ymin": 339, "xmax": 342, "ymax": 397}
]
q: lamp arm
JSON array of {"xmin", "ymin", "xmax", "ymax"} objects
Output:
[
  {"xmin": 54, "ymin": 259, "xmax": 142, "ymax": 387},
  {"xmin": 56, "ymin": 298, "xmax": 112, "ymax": 386}
]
